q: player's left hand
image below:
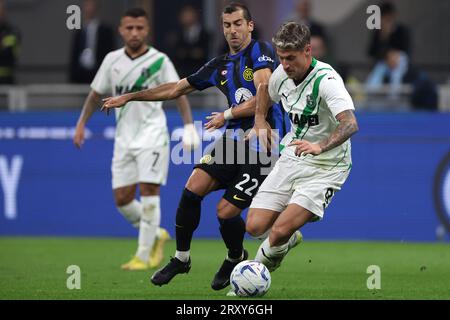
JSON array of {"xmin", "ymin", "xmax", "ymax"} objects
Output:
[
  {"xmin": 288, "ymin": 140, "xmax": 322, "ymax": 156},
  {"xmin": 204, "ymin": 112, "xmax": 225, "ymax": 131},
  {"xmin": 245, "ymin": 119, "xmax": 278, "ymax": 152},
  {"xmin": 101, "ymin": 95, "xmax": 130, "ymax": 114}
]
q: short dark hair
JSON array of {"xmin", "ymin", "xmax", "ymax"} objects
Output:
[
  {"xmin": 223, "ymin": 2, "xmax": 252, "ymax": 22},
  {"xmin": 379, "ymin": 2, "xmax": 396, "ymax": 16},
  {"xmin": 122, "ymin": 7, "xmax": 149, "ymax": 20},
  {"xmin": 273, "ymin": 22, "xmax": 311, "ymax": 50}
]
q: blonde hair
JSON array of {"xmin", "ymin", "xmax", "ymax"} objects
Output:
[{"xmin": 272, "ymin": 22, "xmax": 311, "ymax": 50}]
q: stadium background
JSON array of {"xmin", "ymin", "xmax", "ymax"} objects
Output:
[
  {"xmin": 1, "ymin": 0, "xmax": 449, "ymax": 241},
  {"xmin": 1, "ymin": 111, "xmax": 450, "ymax": 242},
  {"xmin": 1, "ymin": 0, "xmax": 449, "ymax": 301}
]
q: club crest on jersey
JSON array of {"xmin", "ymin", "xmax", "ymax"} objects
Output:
[
  {"xmin": 200, "ymin": 154, "xmax": 213, "ymax": 165},
  {"xmin": 235, "ymin": 88, "xmax": 253, "ymax": 104},
  {"xmin": 306, "ymin": 94, "xmax": 316, "ymax": 107},
  {"xmin": 141, "ymin": 68, "xmax": 152, "ymax": 78},
  {"xmin": 243, "ymin": 68, "xmax": 254, "ymax": 81}
]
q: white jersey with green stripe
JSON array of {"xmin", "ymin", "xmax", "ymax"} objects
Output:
[
  {"xmin": 91, "ymin": 46, "xmax": 180, "ymax": 148},
  {"xmin": 268, "ymin": 58, "xmax": 355, "ymax": 169}
]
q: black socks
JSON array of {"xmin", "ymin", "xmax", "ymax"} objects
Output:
[
  {"xmin": 218, "ymin": 215, "xmax": 246, "ymax": 260},
  {"xmin": 175, "ymin": 189, "xmax": 203, "ymax": 251}
]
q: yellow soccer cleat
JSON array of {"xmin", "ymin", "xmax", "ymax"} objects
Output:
[
  {"xmin": 121, "ymin": 256, "xmax": 150, "ymax": 271},
  {"xmin": 289, "ymin": 230, "xmax": 303, "ymax": 249},
  {"xmin": 149, "ymin": 228, "xmax": 171, "ymax": 269}
]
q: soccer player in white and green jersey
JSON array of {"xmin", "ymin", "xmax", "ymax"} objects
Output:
[
  {"xmin": 246, "ymin": 22, "xmax": 359, "ymax": 272},
  {"xmin": 73, "ymin": 8, "xmax": 200, "ymax": 271}
]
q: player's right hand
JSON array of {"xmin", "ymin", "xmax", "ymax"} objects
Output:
[
  {"xmin": 205, "ymin": 112, "xmax": 226, "ymax": 131},
  {"xmin": 101, "ymin": 95, "xmax": 129, "ymax": 114},
  {"xmin": 73, "ymin": 125, "xmax": 85, "ymax": 149}
]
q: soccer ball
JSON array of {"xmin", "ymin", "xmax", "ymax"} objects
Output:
[{"xmin": 230, "ymin": 260, "xmax": 271, "ymax": 297}]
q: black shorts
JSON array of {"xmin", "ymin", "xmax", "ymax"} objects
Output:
[{"xmin": 195, "ymin": 137, "xmax": 273, "ymax": 209}]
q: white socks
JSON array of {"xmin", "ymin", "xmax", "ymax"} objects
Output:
[
  {"xmin": 136, "ymin": 196, "xmax": 161, "ymax": 262},
  {"xmin": 175, "ymin": 250, "xmax": 190, "ymax": 263},
  {"xmin": 252, "ymin": 228, "xmax": 271, "ymax": 241},
  {"xmin": 256, "ymin": 237, "xmax": 289, "ymax": 262},
  {"xmin": 117, "ymin": 200, "xmax": 142, "ymax": 228}
]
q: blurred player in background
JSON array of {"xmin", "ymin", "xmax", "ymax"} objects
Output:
[
  {"xmin": 102, "ymin": 3, "xmax": 287, "ymax": 290},
  {"xmin": 246, "ymin": 22, "xmax": 359, "ymax": 272},
  {"xmin": 74, "ymin": 8, "xmax": 200, "ymax": 271},
  {"xmin": 0, "ymin": 0, "xmax": 20, "ymax": 84}
]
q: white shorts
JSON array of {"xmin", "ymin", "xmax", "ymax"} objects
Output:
[
  {"xmin": 112, "ymin": 143, "xmax": 169, "ymax": 190},
  {"xmin": 250, "ymin": 155, "xmax": 350, "ymax": 219}
]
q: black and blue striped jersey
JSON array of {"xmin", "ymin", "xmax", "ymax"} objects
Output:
[{"xmin": 187, "ymin": 39, "xmax": 287, "ymax": 137}]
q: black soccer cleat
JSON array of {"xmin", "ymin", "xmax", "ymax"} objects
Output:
[
  {"xmin": 211, "ymin": 249, "xmax": 248, "ymax": 291},
  {"xmin": 150, "ymin": 257, "xmax": 191, "ymax": 286}
]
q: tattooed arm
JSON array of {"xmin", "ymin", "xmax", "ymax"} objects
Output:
[
  {"xmin": 319, "ymin": 110, "xmax": 359, "ymax": 153},
  {"xmin": 289, "ymin": 110, "xmax": 359, "ymax": 156}
]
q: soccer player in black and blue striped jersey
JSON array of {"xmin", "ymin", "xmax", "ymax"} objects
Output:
[{"xmin": 102, "ymin": 3, "xmax": 287, "ymax": 290}]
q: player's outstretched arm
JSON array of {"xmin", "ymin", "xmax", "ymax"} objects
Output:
[
  {"xmin": 74, "ymin": 90, "xmax": 102, "ymax": 149},
  {"xmin": 289, "ymin": 110, "xmax": 359, "ymax": 156},
  {"xmin": 101, "ymin": 78, "xmax": 196, "ymax": 111}
]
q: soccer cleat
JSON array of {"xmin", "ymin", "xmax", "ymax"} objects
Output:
[
  {"xmin": 289, "ymin": 230, "xmax": 303, "ymax": 249},
  {"xmin": 211, "ymin": 249, "xmax": 249, "ymax": 291},
  {"xmin": 150, "ymin": 257, "xmax": 191, "ymax": 286},
  {"xmin": 149, "ymin": 228, "xmax": 171, "ymax": 269},
  {"xmin": 261, "ymin": 230, "xmax": 303, "ymax": 272},
  {"xmin": 121, "ymin": 256, "xmax": 150, "ymax": 271}
]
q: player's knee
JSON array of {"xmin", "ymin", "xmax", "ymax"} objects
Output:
[
  {"xmin": 113, "ymin": 185, "xmax": 137, "ymax": 207},
  {"xmin": 246, "ymin": 220, "xmax": 270, "ymax": 239},
  {"xmin": 114, "ymin": 192, "xmax": 134, "ymax": 207},
  {"xmin": 185, "ymin": 169, "xmax": 216, "ymax": 197},
  {"xmin": 140, "ymin": 184, "xmax": 160, "ymax": 196},
  {"xmin": 246, "ymin": 222, "xmax": 265, "ymax": 238},
  {"xmin": 245, "ymin": 211, "xmax": 264, "ymax": 237},
  {"xmin": 216, "ymin": 202, "xmax": 241, "ymax": 220}
]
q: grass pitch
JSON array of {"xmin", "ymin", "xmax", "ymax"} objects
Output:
[{"xmin": 0, "ymin": 237, "xmax": 449, "ymax": 300}]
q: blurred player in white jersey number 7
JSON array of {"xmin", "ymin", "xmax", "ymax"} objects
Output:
[{"xmin": 73, "ymin": 8, "xmax": 200, "ymax": 271}]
